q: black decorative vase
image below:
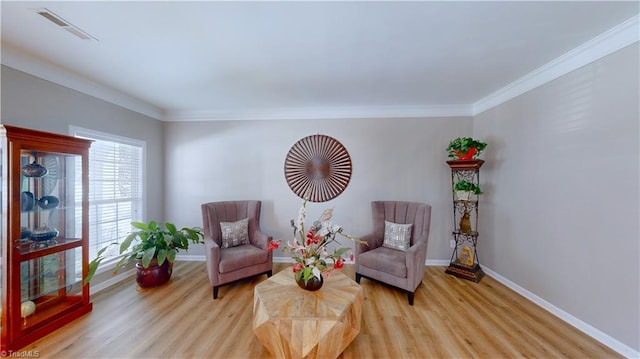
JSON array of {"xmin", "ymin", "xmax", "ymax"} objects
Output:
[{"xmin": 296, "ymin": 274, "xmax": 324, "ymax": 291}]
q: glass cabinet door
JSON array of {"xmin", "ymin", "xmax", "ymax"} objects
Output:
[
  {"xmin": 19, "ymin": 151, "xmax": 83, "ymax": 253},
  {"xmin": 19, "ymin": 247, "xmax": 84, "ymax": 330},
  {"xmin": 16, "ymin": 151, "xmax": 86, "ymax": 329}
]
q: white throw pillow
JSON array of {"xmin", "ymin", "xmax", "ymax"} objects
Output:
[
  {"xmin": 220, "ymin": 218, "xmax": 249, "ymax": 248},
  {"xmin": 382, "ymin": 220, "xmax": 412, "ymax": 251}
]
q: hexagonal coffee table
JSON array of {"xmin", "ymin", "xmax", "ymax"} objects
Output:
[{"xmin": 253, "ymin": 268, "xmax": 363, "ymax": 359}]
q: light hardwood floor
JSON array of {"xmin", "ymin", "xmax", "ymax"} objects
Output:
[{"xmin": 21, "ymin": 262, "xmax": 620, "ymax": 359}]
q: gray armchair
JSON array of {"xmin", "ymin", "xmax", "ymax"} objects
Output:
[
  {"xmin": 355, "ymin": 201, "xmax": 432, "ymax": 305},
  {"xmin": 201, "ymin": 201, "xmax": 273, "ymax": 299}
]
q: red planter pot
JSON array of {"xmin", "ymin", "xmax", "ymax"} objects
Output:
[
  {"xmin": 454, "ymin": 147, "xmax": 478, "ymax": 160},
  {"xmin": 136, "ymin": 259, "xmax": 173, "ymax": 288}
]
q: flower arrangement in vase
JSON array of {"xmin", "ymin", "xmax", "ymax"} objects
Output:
[{"xmin": 269, "ymin": 195, "xmax": 364, "ymax": 290}]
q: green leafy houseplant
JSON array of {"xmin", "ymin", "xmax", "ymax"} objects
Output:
[
  {"xmin": 84, "ymin": 221, "xmax": 204, "ymax": 284},
  {"xmin": 454, "ymin": 180, "xmax": 483, "ymax": 195},
  {"xmin": 446, "ymin": 137, "xmax": 487, "ymax": 159}
]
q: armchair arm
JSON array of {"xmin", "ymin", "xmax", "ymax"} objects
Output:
[
  {"xmin": 251, "ymin": 229, "xmax": 271, "ymax": 251},
  {"xmin": 405, "ymin": 241, "xmax": 428, "ymax": 291},
  {"xmin": 204, "ymin": 235, "xmax": 220, "ymax": 286},
  {"xmin": 355, "ymin": 233, "xmax": 373, "ymax": 255}
]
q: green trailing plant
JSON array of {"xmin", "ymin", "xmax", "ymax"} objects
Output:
[
  {"xmin": 446, "ymin": 137, "xmax": 487, "ymax": 159},
  {"xmin": 84, "ymin": 221, "xmax": 204, "ymax": 284},
  {"xmin": 454, "ymin": 180, "xmax": 483, "ymax": 195}
]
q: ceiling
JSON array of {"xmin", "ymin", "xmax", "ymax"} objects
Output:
[{"xmin": 1, "ymin": 1, "xmax": 638, "ymax": 121}]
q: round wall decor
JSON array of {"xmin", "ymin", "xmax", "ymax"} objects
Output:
[{"xmin": 284, "ymin": 134, "xmax": 352, "ymax": 202}]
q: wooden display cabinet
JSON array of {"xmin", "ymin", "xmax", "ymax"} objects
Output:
[
  {"xmin": 1, "ymin": 125, "xmax": 93, "ymax": 351},
  {"xmin": 445, "ymin": 159, "xmax": 485, "ymax": 282}
]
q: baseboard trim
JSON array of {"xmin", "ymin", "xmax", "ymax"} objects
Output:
[
  {"xmin": 426, "ymin": 259, "xmax": 450, "ymax": 266},
  {"xmin": 482, "ymin": 266, "xmax": 639, "ymax": 358},
  {"xmin": 175, "ymin": 254, "xmax": 206, "ymax": 262}
]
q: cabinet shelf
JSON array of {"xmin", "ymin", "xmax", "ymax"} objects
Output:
[
  {"xmin": 18, "ymin": 237, "xmax": 83, "ymax": 259},
  {"xmin": 453, "ymin": 199, "xmax": 478, "ymax": 204},
  {"xmin": 21, "ymin": 295, "xmax": 85, "ymax": 331},
  {"xmin": 21, "ymin": 206, "xmax": 70, "ymax": 214},
  {"xmin": 452, "ymin": 230, "xmax": 479, "ymax": 237}
]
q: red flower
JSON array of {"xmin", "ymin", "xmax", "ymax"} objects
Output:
[
  {"xmin": 349, "ymin": 252, "xmax": 354, "ymax": 262},
  {"xmin": 334, "ymin": 258, "xmax": 344, "ymax": 269},
  {"xmin": 268, "ymin": 240, "xmax": 280, "ymax": 251},
  {"xmin": 292, "ymin": 263, "xmax": 304, "ymax": 272}
]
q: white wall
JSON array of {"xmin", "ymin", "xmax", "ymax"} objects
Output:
[
  {"xmin": 474, "ymin": 43, "xmax": 639, "ymax": 352},
  {"xmin": 163, "ymin": 117, "xmax": 471, "ymax": 262},
  {"xmin": 0, "ymin": 65, "xmax": 165, "ymax": 221}
]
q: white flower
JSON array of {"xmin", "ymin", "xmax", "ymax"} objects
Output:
[
  {"xmin": 317, "ymin": 223, "xmax": 330, "ymax": 237},
  {"xmin": 306, "ymin": 257, "xmax": 316, "ymax": 266},
  {"xmin": 317, "ymin": 222, "xmax": 342, "ymax": 237},
  {"xmin": 312, "ymin": 266, "xmax": 322, "ymax": 279},
  {"xmin": 295, "ymin": 206, "xmax": 306, "ymax": 232},
  {"xmin": 288, "ymin": 239, "xmax": 304, "ymax": 252}
]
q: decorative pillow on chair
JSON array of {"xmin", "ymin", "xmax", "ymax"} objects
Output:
[
  {"xmin": 220, "ymin": 218, "xmax": 250, "ymax": 248},
  {"xmin": 383, "ymin": 220, "xmax": 412, "ymax": 251}
]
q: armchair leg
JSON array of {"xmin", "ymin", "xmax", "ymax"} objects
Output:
[
  {"xmin": 355, "ymin": 273, "xmax": 362, "ymax": 284},
  {"xmin": 213, "ymin": 286, "xmax": 219, "ymax": 300},
  {"xmin": 407, "ymin": 291, "xmax": 414, "ymax": 306},
  {"xmin": 266, "ymin": 270, "xmax": 272, "ymax": 278}
]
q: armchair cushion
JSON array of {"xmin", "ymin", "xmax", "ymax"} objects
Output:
[
  {"xmin": 383, "ymin": 220, "xmax": 412, "ymax": 251},
  {"xmin": 219, "ymin": 244, "xmax": 270, "ymax": 273},
  {"xmin": 220, "ymin": 217, "xmax": 249, "ymax": 248},
  {"xmin": 358, "ymin": 246, "xmax": 407, "ymax": 278}
]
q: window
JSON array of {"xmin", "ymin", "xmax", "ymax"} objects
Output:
[{"xmin": 71, "ymin": 127, "xmax": 145, "ymax": 264}]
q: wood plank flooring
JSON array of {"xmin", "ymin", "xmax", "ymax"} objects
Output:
[{"xmin": 19, "ymin": 262, "xmax": 620, "ymax": 359}]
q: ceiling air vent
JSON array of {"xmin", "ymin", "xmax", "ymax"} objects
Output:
[{"xmin": 33, "ymin": 8, "xmax": 98, "ymax": 41}]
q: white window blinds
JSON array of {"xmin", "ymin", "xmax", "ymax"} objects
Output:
[{"xmin": 72, "ymin": 127, "xmax": 145, "ymax": 261}]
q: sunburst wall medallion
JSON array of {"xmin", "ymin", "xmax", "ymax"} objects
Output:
[{"xmin": 284, "ymin": 134, "xmax": 352, "ymax": 202}]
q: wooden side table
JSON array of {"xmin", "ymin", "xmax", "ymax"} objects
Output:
[{"xmin": 253, "ymin": 268, "xmax": 363, "ymax": 359}]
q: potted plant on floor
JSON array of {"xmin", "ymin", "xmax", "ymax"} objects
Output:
[
  {"xmin": 454, "ymin": 180, "xmax": 483, "ymax": 201},
  {"xmin": 84, "ymin": 221, "xmax": 204, "ymax": 287},
  {"xmin": 446, "ymin": 137, "xmax": 487, "ymax": 160}
]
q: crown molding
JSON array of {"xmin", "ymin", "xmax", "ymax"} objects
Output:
[
  {"xmin": 473, "ymin": 14, "xmax": 640, "ymax": 116},
  {"xmin": 163, "ymin": 104, "xmax": 473, "ymax": 122},
  {"xmin": 1, "ymin": 43, "xmax": 164, "ymax": 120}
]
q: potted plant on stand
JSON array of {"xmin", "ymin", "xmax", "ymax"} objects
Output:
[
  {"xmin": 446, "ymin": 137, "xmax": 487, "ymax": 160},
  {"xmin": 84, "ymin": 221, "xmax": 204, "ymax": 288},
  {"xmin": 454, "ymin": 180, "xmax": 483, "ymax": 201}
]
